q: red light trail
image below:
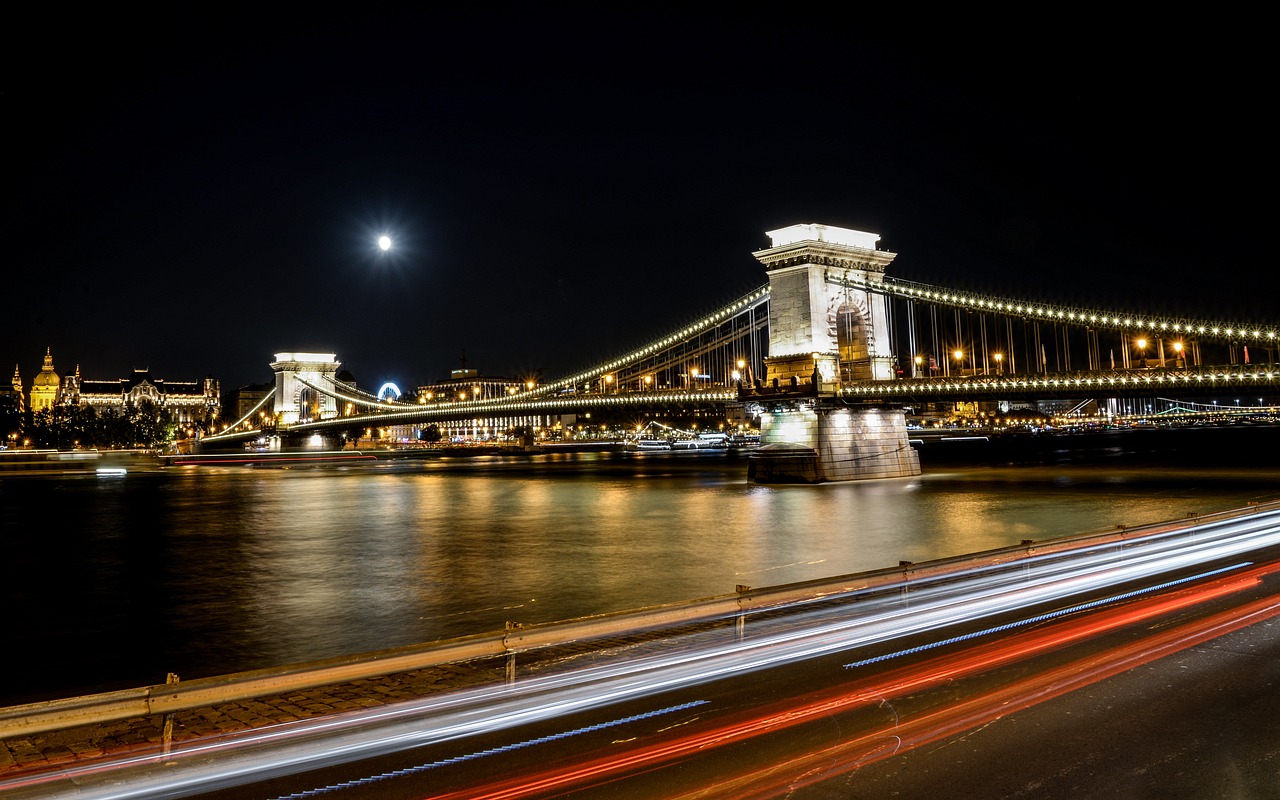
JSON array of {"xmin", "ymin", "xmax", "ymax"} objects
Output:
[{"xmin": 424, "ymin": 564, "xmax": 1280, "ymax": 799}]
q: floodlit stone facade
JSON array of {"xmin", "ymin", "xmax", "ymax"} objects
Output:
[
  {"xmin": 63, "ymin": 366, "xmax": 220, "ymax": 424},
  {"xmin": 14, "ymin": 348, "xmax": 220, "ymax": 425},
  {"xmin": 748, "ymin": 404, "xmax": 919, "ymax": 483},
  {"xmin": 747, "ymin": 224, "xmax": 921, "ymax": 483}
]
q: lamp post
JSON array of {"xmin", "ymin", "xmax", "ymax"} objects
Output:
[
  {"xmin": 953, "ymin": 349, "xmax": 965, "ymax": 377},
  {"xmin": 914, "ymin": 355, "xmax": 923, "ymax": 378},
  {"xmin": 993, "ymin": 352, "xmax": 1003, "ymax": 375},
  {"xmin": 1136, "ymin": 337, "xmax": 1148, "ymax": 369}
]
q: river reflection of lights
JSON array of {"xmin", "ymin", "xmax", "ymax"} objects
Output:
[{"xmin": 6, "ymin": 509, "xmax": 1278, "ymax": 799}]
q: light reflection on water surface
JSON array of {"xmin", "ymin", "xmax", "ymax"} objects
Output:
[{"xmin": 4, "ymin": 450, "xmax": 1278, "ymax": 704}]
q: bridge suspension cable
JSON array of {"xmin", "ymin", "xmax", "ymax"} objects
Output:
[
  {"xmin": 539, "ymin": 285, "xmax": 771, "ymax": 394},
  {"xmin": 205, "ymin": 387, "xmax": 276, "ymax": 440},
  {"xmin": 825, "ymin": 271, "xmax": 1277, "ymax": 345},
  {"xmin": 294, "ymin": 374, "xmax": 417, "ymax": 411}
]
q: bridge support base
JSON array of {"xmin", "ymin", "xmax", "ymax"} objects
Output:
[{"xmin": 748, "ymin": 402, "xmax": 920, "ymax": 484}]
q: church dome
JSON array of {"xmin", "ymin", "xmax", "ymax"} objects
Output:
[{"xmin": 33, "ymin": 348, "xmax": 60, "ymax": 387}]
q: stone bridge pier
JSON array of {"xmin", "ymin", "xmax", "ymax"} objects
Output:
[{"xmin": 745, "ymin": 223, "xmax": 920, "ymax": 483}]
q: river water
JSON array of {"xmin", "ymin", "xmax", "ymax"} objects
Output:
[{"xmin": 4, "ymin": 427, "xmax": 1279, "ymax": 707}]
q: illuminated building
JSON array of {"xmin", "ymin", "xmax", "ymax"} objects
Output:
[
  {"xmin": 412, "ymin": 367, "xmax": 554, "ymax": 443},
  {"xmin": 29, "ymin": 348, "xmax": 61, "ymax": 412},
  {"xmin": 61, "ymin": 366, "xmax": 220, "ymax": 425},
  {"xmin": 416, "ymin": 368, "xmax": 525, "ymax": 402},
  {"xmin": 3, "ymin": 365, "xmax": 24, "ymax": 414}
]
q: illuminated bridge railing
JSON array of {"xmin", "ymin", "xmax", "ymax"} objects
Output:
[
  {"xmin": 839, "ymin": 366, "xmax": 1280, "ymax": 402},
  {"xmin": 283, "ymin": 389, "xmax": 741, "ymax": 433},
  {"xmin": 203, "ymin": 388, "xmax": 276, "ymax": 442}
]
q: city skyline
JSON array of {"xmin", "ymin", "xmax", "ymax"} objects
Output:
[{"xmin": 5, "ymin": 10, "xmax": 1270, "ymax": 391}]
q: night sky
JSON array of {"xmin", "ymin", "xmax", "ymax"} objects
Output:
[{"xmin": 5, "ymin": 9, "xmax": 1271, "ymax": 393}]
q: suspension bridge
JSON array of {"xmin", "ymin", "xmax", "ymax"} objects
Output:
[{"xmin": 199, "ymin": 223, "xmax": 1278, "ymax": 482}]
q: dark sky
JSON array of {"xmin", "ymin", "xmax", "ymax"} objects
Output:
[{"xmin": 4, "ymin": 9, "xmax": 1272, "ymax": 392}]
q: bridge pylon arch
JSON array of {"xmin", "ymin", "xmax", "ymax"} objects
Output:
[
  {"xmin": 746, "ymin": 224, "xmax": 920, "ymax": 484},
  {"xmin": 753, "ymin": 223, "xmax": 898, "ymax": 386},
  {"xmin": 269, "ymin": 352, "xmax": 343, "ymax": 425}
]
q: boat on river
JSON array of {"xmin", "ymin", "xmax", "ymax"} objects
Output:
[{"xmin": 633, "ymin": 439, "xmax": 672, "ymax": 451}]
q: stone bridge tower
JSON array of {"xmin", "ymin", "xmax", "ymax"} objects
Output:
[
  {"xmin": 745, "ymin": 224, "xmax": 920, "ymax": 483},
  {"xmin": 753, "ymin": 223, "xmax": 899, "ymax": 385},
  {"xmin": 270, "ymin": 352, "xmax": 342, "ymax": 425}
]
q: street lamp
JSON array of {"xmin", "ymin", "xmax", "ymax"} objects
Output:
[
  {"xmin": 377, "ymin": 234, "xmax": 392, "ymax": 252},
  {"xmin": 993, "ymin": 352, "xmax": 1003, "ymax": 374},
  {"xmin": 1135, "ymin": 337, "xmax": 1148, "ymax": 368},
  {"xmin": 914, "ymin": 354, "xmax": 923, "ymax": 378},
  {"xmin": 953, "ymin": 349, "xmax": 965, "ymax": 376}
]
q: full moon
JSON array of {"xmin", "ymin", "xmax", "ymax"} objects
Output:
[{"xmin": 377, "ymin": 235, "xmax": 392, "ymax": 251}]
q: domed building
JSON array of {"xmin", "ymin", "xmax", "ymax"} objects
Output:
[
  {"xmin": 29, "ymin": 348, "xmax": 61, "ymax": 412},
  {"xmin": 18, "ymin": 348, "xmax": 220, "ymax": 429}
]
